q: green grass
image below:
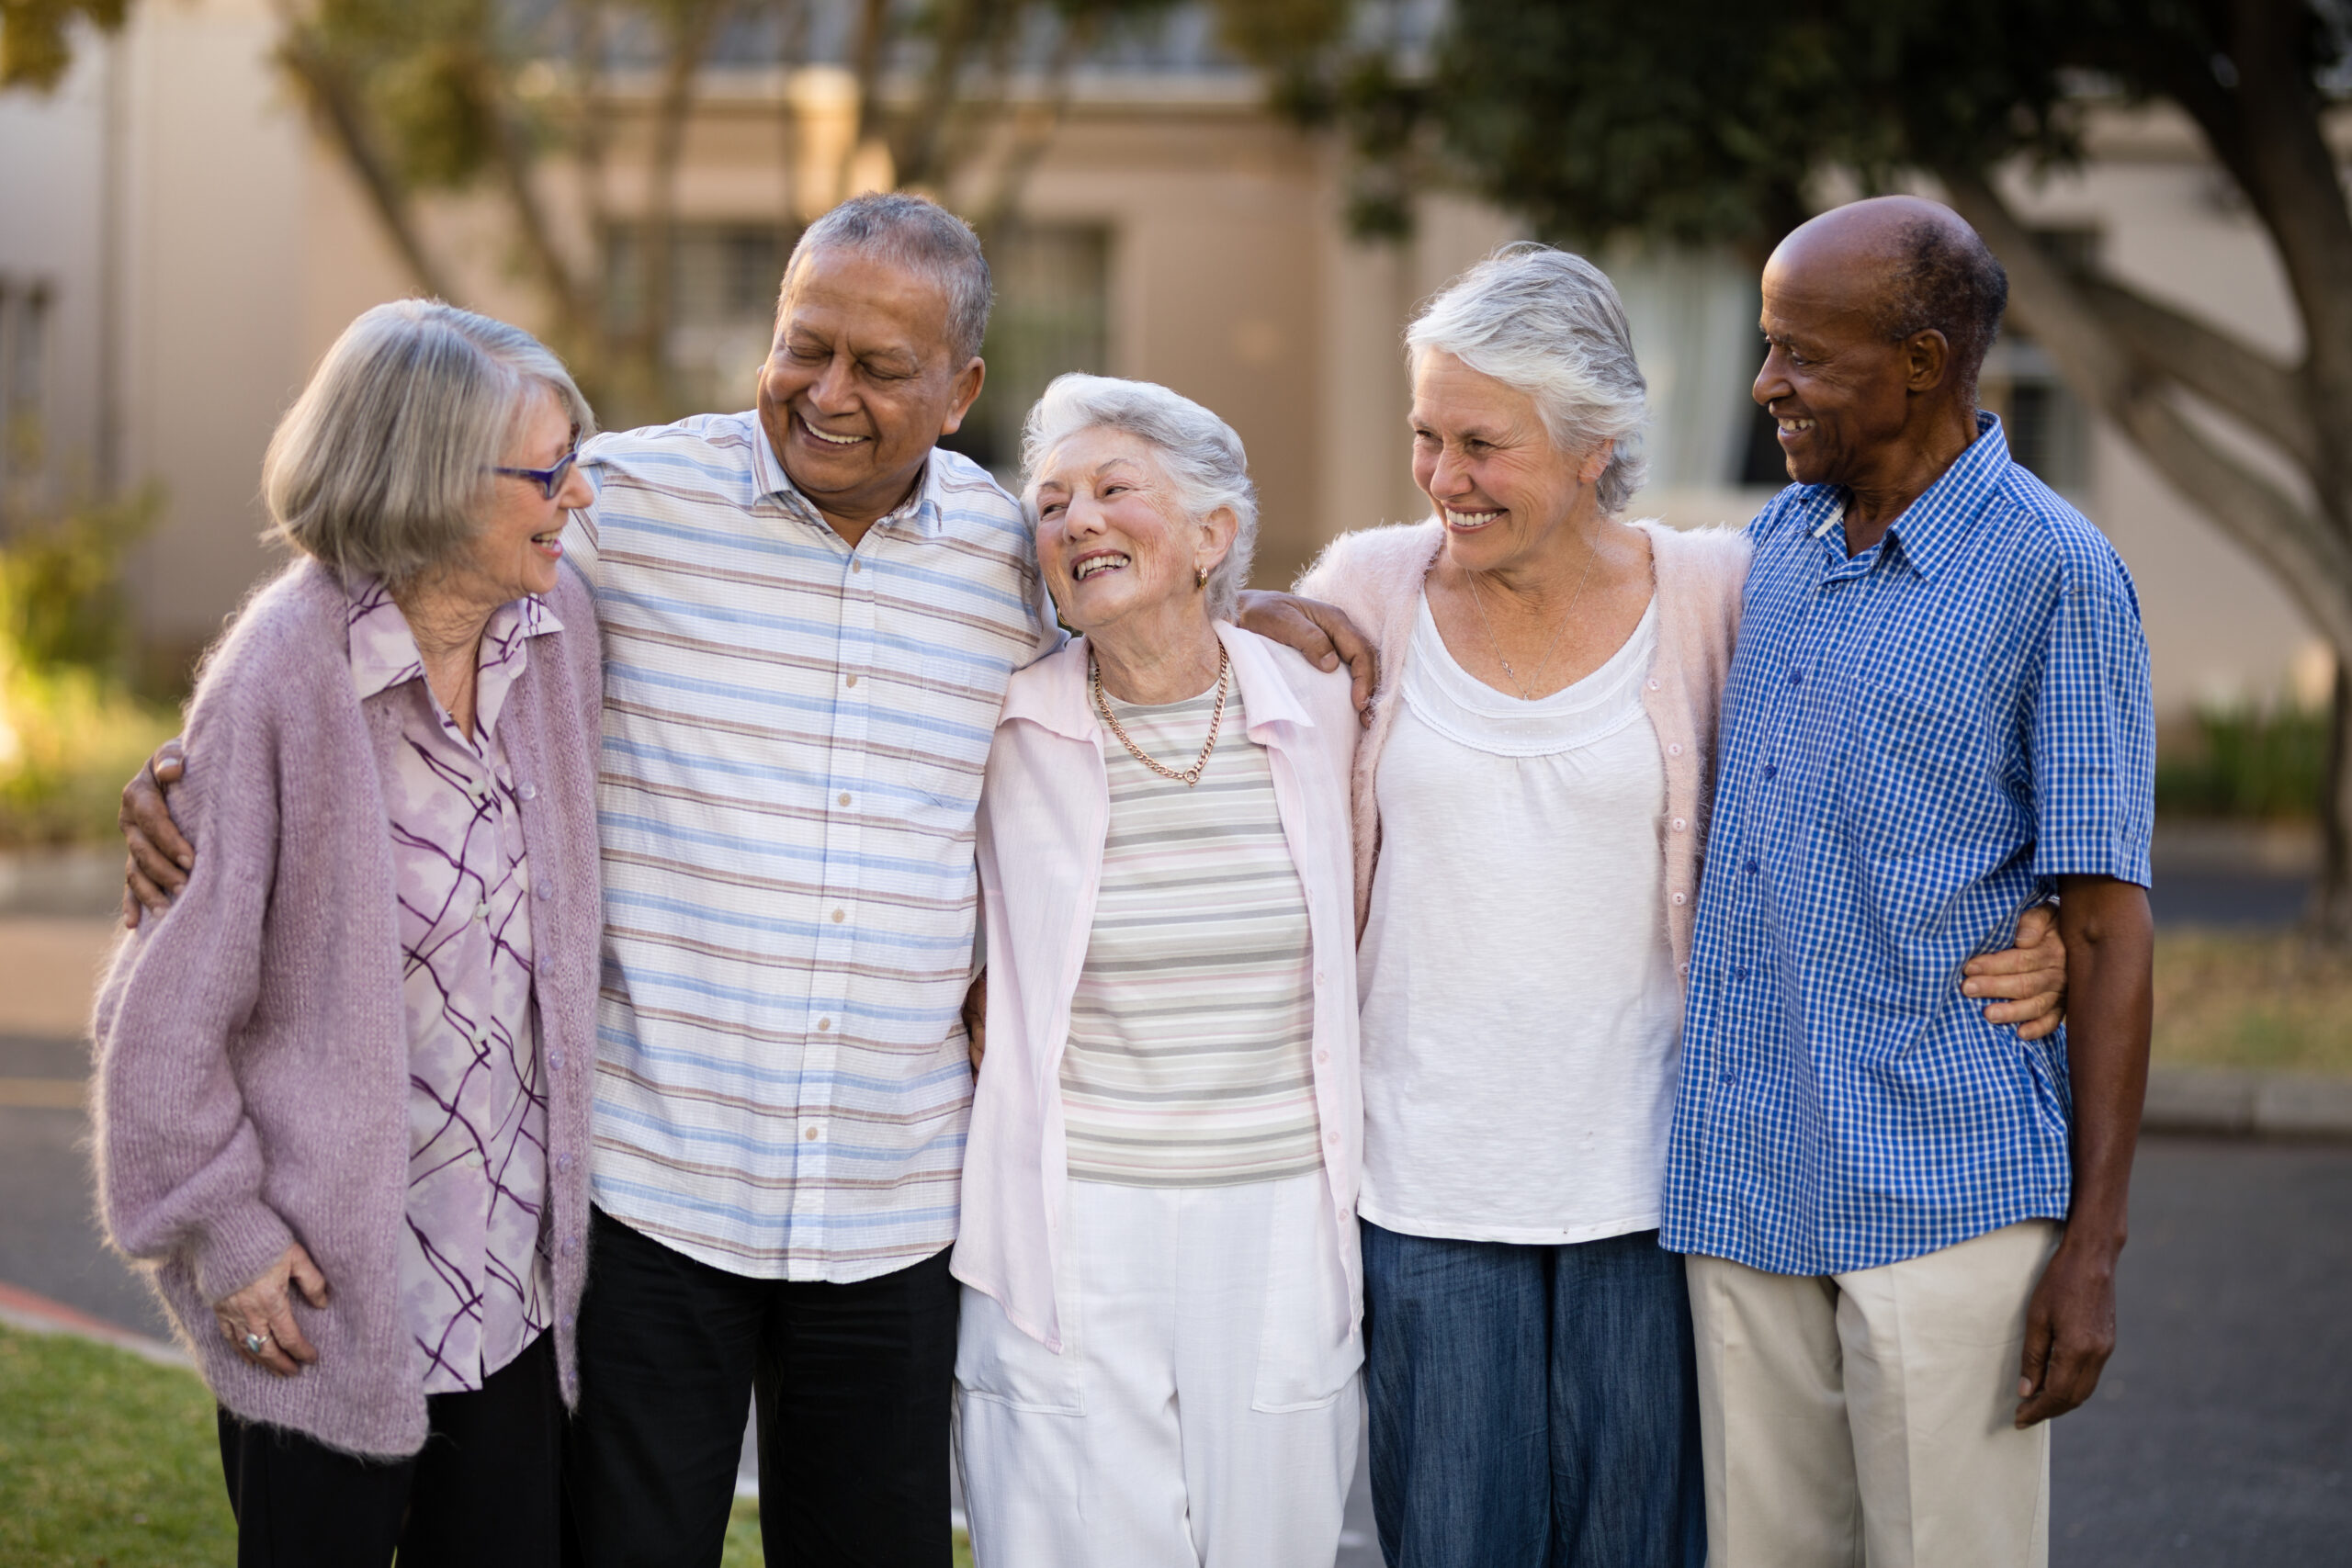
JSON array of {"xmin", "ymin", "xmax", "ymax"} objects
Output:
[
  {"xmin": 0, "ymin": 1325, "xmax": 235, "ymax": 1566},
  {"xmin": 2154, "ymin": 931, "xmax": 2352, "ymax": 1077},
  {"xmin": 0, "ymin": 1322, "xmax": 974, "ymax": 1566}
]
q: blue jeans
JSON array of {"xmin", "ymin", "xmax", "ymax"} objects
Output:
[{"xmin": 1362, "ymin": 1223, "xmax": 1704, "ymax": 1568}]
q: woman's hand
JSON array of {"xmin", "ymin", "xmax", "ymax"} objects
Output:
[
  {"xmin": 1962, "ymin": 903, "xmax": 2068, "ymax": 1040},
  {"xmin": 119, "ymin": 738, "xmax": 193, "ymax": 926},
  {"xmin": 212, "ymin": 1242, "xmax": 330, "ymax": 1378}
]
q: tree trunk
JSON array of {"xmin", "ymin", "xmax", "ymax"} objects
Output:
[{"xmin": 2319, "ymin": 656, "xmax": 2352, "ymax": 941}]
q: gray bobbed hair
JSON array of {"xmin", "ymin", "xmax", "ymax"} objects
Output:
[
  {"xmin": 781, "ymin": 191, "xmax": 992, "ymax": 364},
  {"xmin": 1021, "ymin": 374, "xmax": 1260, "ymax": 622},
  {"xmin": 1407, "ymin": 242, "xmax": 1650, "ymax": 514},
  {"xmin": 263, "ymin": 299, "xmax": 595, "ymax": 587}
]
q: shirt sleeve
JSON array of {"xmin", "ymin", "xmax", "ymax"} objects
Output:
[{"xmin": 2029, "ymin": 564, "xmax": 2154, "ymax": 886}]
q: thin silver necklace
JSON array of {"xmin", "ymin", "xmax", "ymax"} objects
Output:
[{"xmin": 1462, "ymin": 534, "xmax": 1601, "ymax": 701}]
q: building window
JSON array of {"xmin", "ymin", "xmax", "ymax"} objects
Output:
[
  {"xmin": 606, "ymin": 223, "xmax": 797, "ymax": 416},
  {"xmin": 939, "ymin": 223, "xmax": 1112, "ymax": 482}
]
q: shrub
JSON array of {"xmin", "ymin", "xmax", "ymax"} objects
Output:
[{"xmin": 2154, "ymin": 703, "xmax": 2330, "ymax": 821}]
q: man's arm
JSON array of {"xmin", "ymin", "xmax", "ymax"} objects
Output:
[
  {"xmin": 2015, "ymin": 873, "xmax": 2152, "ymax": 1427},
  {"xmin": 1235, "ymin": 590, "xmax": 1378, "ymax": 725}
]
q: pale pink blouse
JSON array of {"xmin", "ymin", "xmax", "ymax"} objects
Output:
[{"xmin": 347, "ymin": 580, "xmax": 556, "ymax": 1393}]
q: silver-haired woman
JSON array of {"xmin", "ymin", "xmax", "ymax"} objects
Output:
[
  {"xmin": 93, "ymin": 299, "xmax": 603, "ymax": 1568},
  {"xmin": 953, "ymin": 375, "xmax": 1365, "ymax": 1565},
  {"xmin": 1295, "ymin": 245, "xmax": 2068, "ymax": 1566}
]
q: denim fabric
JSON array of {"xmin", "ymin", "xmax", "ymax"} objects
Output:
[{"xmin": 1363, "ymin": 1224, "xmax": 1703, "ymax": 1568}]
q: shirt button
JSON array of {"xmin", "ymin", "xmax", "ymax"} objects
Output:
[
  {"xmin": 1720, "ymin": 1071, "xmax": 1737, "ymax": 1088},
  {"xmin": 548, "ymin": 1048, "xmax": 565, "ymax": 1071},
  {"xmin": 536, "ymin": 882, "xmax": 553, "ymax": 901},
  {"xmin": 1325, "ymin": 1131, "xmax": 1340, "ymax": 1147},
  {"xmin": 817, "ymin": 1018, "xmax": 832, "ymax": 1032},
  {"xmin": 561, "ymin": 1235, "xmax": 581, "ymax": 1256},
  {"xmin": 1679, "ymin": 962, "xmax": 1690, "ymax": 977},
  {"xmin": 1672, "ymin": 892, "xmax": 1688, "ymax": 907},
  {"xmin": 851, "ymin": 558, "xmax": 863, "ymax": 573},
  {"xmin": 1671, "ymin": 818, "xmax": 1688, "ymax": 832},
  {"xmin": 838, "ymin": 792, "xmax": 852, "ymax": 807},
  {"xmin": 1646, "ymin": 677, "xmax": 1661, "ymax": 691},
  {"xmin": 1668, "ymin": 743, "xmax": 1683, "ymax": 757},
  {"xmin": 831, "ymin": 908, "xmax": 846, "ymax": 923},
  {"xmin": 556, "ymin": 1152, "xmax": 574, "ymax": 1173},
  {"xmin": 1787, "ymin": 668, "xmax": 1804, "ymax": 687},
  {"xmin": 1731, "ymin": 967, "xmax": 1748, "ymax": 983},
  {"xmin": 518, "ymin": 782, "xmax": 538, "ymax": 801},
  {"xmin": 804, "ymin": 1126, "xmax": 820, "ymax": 1141},
  {"xmin": 1316, "ymin": 1048, "xmax": 1330, "ymax": 1065},
  {"xmin": 1761, "ymin": 763, "xmax": 1777, "ymax": 781},
  {"xmin": 1314, "ymin": 970, "xmax": 1326, "ymax": 987},
  {"xmin": 1744, "ymin": 859, "xmax": 1758, "ymax": 874},
  {"xmin": 845, "ymin": 674, "xmax": 859, "ymax": 688},
  {"xmin": 475, "ymin": 901, "xmax": 491, "ymax": 922}
]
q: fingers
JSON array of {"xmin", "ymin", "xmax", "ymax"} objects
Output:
[
  {"xmin": 2013, "ymin": 1297, "xmax": 2053, "ymax": 1427},
  {"xmin": 1295, "ymin": 600, "xmax": 1379, "ymax": 721},
  {"xmin": 266, "ymin": 1291, "xmax": 319, "ymax": 1370},
  {"xmin": 120, "ymin": 753, "xmax": 196, "ymax": 879},
  {"xmin": 2014, "ymin": 903, "xmax": 2057, "ymax": 943},
  {"xmin": 1981, "ymin": 988, "xmax": 2063, "ymax": 1027},
  {"xmin": 124, "ymin": 829, "xmax": 185, "ymax": 912},
  {"xmin": 286, "ymin": 1245, "xmax": 332, "ymax": 1310},
  {"xmin": 2017, "ymin": 1334, "xmax": 2104, "ymax": 1427},
  {"xmin": 219, "ymin": 1292, "xmax": 303, "ymax": 1377}
]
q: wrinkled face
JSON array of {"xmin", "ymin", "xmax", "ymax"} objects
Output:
[
  {"xmin": 1030, "ymin": 427, "xmax": 1229, "ymax": 638},
  {"xmin": 755, "ymin": 246, "xmax": 983, "ymax": 524},
  {"xmin": 457, "ymin": 388, "xmax": 589, "ymax": 604},
  {"xmin": 1752, "ymin": 248, "xmax": 1915, "ymax": 489},
  {"xmin": 1410, "ymin": 351, "xmax": 1606, "ymax": 576}
]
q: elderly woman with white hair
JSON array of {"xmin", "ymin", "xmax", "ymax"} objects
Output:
[
  {"xmin": 952, "ymin": 374, "xmax": 1365, "ymax": 1565},
  {"xmin": 92, "ymin": 299, "xmax": 603, "ymax": 1567},
  {"xmin": 1294, "ymin": 243, "xmax": 2068, "ymax": 1566}
]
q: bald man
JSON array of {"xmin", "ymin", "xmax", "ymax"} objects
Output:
[{"xmin": 1658, "ymin": 197, "xmax": 2154, "ymax": 1567}]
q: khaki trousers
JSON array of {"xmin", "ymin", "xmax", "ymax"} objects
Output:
[{"xmin": 1684, "ymin": 1220, "xmax": 2060, "ymax": 1568}]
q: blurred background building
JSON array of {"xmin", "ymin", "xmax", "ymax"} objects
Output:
[{"xmin": 0, "ymin": 0, "xmax": 2331, "ymax": 724}]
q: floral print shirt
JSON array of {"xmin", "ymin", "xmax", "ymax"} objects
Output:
[{"xmin": 348, "ymin": 578, "xmax": 558, "ymax": 1393}]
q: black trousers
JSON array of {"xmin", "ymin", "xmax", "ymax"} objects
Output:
[
  {"xmin": 564, "ymin": 1207, "xmax": 960, "ymax": 1568},
  {"xmin": 218, "ymin": 1329, "xmax": 562, "ymax": 1568}
]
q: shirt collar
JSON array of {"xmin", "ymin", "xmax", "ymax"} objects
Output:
[
  {"xmin": 345, "ymin": 576, "xmax": 563, "ymax": 705},
  {"xmin": 1802, "ymin": 410, "xmax": 2012, "ymax": 581},
  {"xmin": 749, "ymin": 416, "xmax": 943, "ymax": 540},
  {"xmin": 1001, "ymin": 622, "xmax": 1317, "ymax": 748}
]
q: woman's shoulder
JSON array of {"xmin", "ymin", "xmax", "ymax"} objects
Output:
[
  {"xmin": 190, "ymin": 558, "xmax": 350, "ymax": 711},
  {"xmin": 1636, "ymin": 519, "xmax": 1751, "ymax": 604},
  {"xmin": 1295, "ymin": 518, "xmax": 1442, "ymax": 604},
  {"xmin": 1227, "ymin": 626, "xmax": 1358, "ymax": 739}
]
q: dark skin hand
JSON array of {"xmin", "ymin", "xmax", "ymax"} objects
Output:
[
  {"xmin": 2016, "ymin": 874, "xmax": 2154, "ymax": 1428},
  {"xmin": 1236, "ymin": 589, "xmax": 1379, "ymax": 725}
]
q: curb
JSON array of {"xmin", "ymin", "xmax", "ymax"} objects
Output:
[
  {"xmin": 0, "ymin": 1280, "xmax": 190, "ymax": 1369},
  {"xmin": 2143, "ymin": 1066, "xmax": 2352, "ymax": 1142}
]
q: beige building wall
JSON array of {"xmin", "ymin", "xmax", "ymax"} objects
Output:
[{"xmin": 1, "ymin": 5, "xmax": 2327, "ymax": 718}]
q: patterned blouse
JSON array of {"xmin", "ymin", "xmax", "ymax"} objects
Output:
[{"xmin": 348, "ymin": 579, "xmax": 558, "ymax": 1393}]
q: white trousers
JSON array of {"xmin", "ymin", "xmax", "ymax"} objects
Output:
[
  {"xmin": 1684, "ymin": 1220, "xmax": 2062, "ymax": 1568},
  {"xmin": 956, "ymin": 1174, "xmax": 1363, "ymax": 1568}
]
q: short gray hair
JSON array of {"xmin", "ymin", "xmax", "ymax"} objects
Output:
[
  {"xmin": 1407, "ymin": 242, "xmax": 1650, "ymax": 513},
  {"xmin": 782, "ymin": 191, "xmax": 992, "ymax": 364},
  {"xmin": 1021, "ymin": 374, "xmax": 1260, "ymax": 621},
  {"xmin": 263, "ymin": 299, "xmax": 594, "ymax": 587}
]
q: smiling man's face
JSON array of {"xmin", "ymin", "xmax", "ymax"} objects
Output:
[
  {"xmin": 755, "ymin": 245, "xmax": 984, "ymax": 536},
  {"xmin": 1751, "ymin": 238, "xmax": 1915, "ymax": 491}
]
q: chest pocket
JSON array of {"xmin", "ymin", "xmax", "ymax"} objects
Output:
[{"xmin": 1841, "ymin": 679, "xmax": 1984, "ymax": 859}]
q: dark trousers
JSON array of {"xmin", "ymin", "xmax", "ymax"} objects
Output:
[
  {"xmin": 1363, "ymin": 1223, "xmax": 1706, "ymax": 1568},
  {"xmin": 564, "ymin": 1207, "xmax": 959, "ymax": 1568},
  {"xmin": 217, "ymin": 1329, "xmax": 561, "ymax": 1568}
]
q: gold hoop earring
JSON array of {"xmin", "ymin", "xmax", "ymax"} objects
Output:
[{"xmin": 1196, "ymin": 564, "xmax": 1209, "ymax": 590}]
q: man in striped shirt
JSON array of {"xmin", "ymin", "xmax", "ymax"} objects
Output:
[{"xmin": 122, "ymin": 192, "xmax": 1370, "ymax": 1566}]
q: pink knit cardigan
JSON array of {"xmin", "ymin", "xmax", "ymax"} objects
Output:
[
  {"xmin": 91, "ymin": 557, "xmax": 605, "ymax": 1459},
  {"xmin": 1295, "ymin": 517, "xmax": 1750, "ymax": 976}
]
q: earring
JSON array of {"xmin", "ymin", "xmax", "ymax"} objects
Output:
[{"xmin": 1196, "ymin": 564, "xmax": 1209, "ymax": 589}]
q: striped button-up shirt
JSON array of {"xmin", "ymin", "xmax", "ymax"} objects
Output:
[
  {"xmin": 1660, "ymin": 414, "xmax": 2154, "ymax": 1277},
  {"xmin": 571, "ymin": 412, "xmax": 1057, "ymax": 1281}
]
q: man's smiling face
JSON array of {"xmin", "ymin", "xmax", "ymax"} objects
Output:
[
  {"xmin": 755, "ymin": 245, "xmax": 983, "ymax": 532},
  {"xmin": 1750, "ymin": 239, "xmax": 1914, "ymax": 491}
]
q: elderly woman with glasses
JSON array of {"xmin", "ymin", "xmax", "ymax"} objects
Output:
[
  {"xmin": 1293, "ymin": 244, "xmax": 2069, "ymax": 1567},
  {"xmin": 92, "ymin": 299, "xmax": 603, "ymax": 1568},
  {"xmin": 952, "ymin": 374, "xmax": 1364, "ymax": 1566}
]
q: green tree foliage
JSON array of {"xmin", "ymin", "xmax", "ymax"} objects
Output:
[{"xmin": 0, "ymin": 0, "xmax": 125, "ymax": 90}]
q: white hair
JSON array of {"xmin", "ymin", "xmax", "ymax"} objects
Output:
[
  {"xmin": 1020, "ymin": 374, "xmax": 1260, "ymax": 621},
  {"xmin": 263, "ymin": 299, "xmax": 594, "ymax": 586},
  {"xmin": 1407, "ymin": 242, "xmax": 1649, "ymax": 513}
]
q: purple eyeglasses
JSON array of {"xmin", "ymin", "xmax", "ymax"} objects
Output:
[{"xmin": 492, "ymin": 427, "xmax": 582, "ymax": 498}]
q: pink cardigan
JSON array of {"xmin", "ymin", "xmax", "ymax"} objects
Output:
[
  {"xmin": 91, "ymin": 558, "xmax": 605, "ymax": 1459},
  {"xmin": 950, "ymin": 624, "xmax": 1364, "ymax": 1352},
  {"xmin": 1295, "ymin": 517, "xmax": 1750, "ymax": 976}
]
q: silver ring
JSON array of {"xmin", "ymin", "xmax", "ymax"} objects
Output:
[{"xmin": 243, "ymin": 1330, "xmax": 270, "ymax": 1355}]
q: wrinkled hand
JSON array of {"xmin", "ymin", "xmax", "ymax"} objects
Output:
[
  {"xmin": 1234, "ymin": 590, "xmax": 1378, "ymax": 727},
  {"xmin": 119, "ymin": 738, "xmax": 192, "ymax": 927},
  {"xmin": 1962, "ymin": 903, "xmax": 2066, "ymax": 1040},
  {"xmin": 2015, "ymin": 1233, "xmax": 2117, "ymax": 1427},
  {"xmin": 962, "ymin": 974, "xmax": 987, "ymax": 1073},
  {"xmin": 211, "ymin": 1242, "xmax": 329, "ymax": 1379}
]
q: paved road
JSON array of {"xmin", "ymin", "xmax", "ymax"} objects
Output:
[{"xmin": 8, "ymin": 1025, "xmax": 2342, "ymax": 1565}]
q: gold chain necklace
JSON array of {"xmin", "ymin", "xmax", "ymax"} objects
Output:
[
  {"xmin": 1463, "ymin": 534, "xmax": 1601, "ymax": 701},
  {"xmin": 1091, "ymin": 645, "xmax": 1231, "ymax": 787}
]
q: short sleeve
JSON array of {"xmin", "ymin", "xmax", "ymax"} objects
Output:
[{"xmin": 2029, "ymin": 564, "xmax": 2154, "ymax": 886}]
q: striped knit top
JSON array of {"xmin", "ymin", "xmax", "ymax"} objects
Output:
[{"xmin": 1059, "ymin": 681, "xmax": 1324, "ymax": 1187}]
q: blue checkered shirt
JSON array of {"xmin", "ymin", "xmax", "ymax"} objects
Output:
[{"xmin": 1660, "ymin": 414, "xmax": 2154, "ymax": 1276}]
